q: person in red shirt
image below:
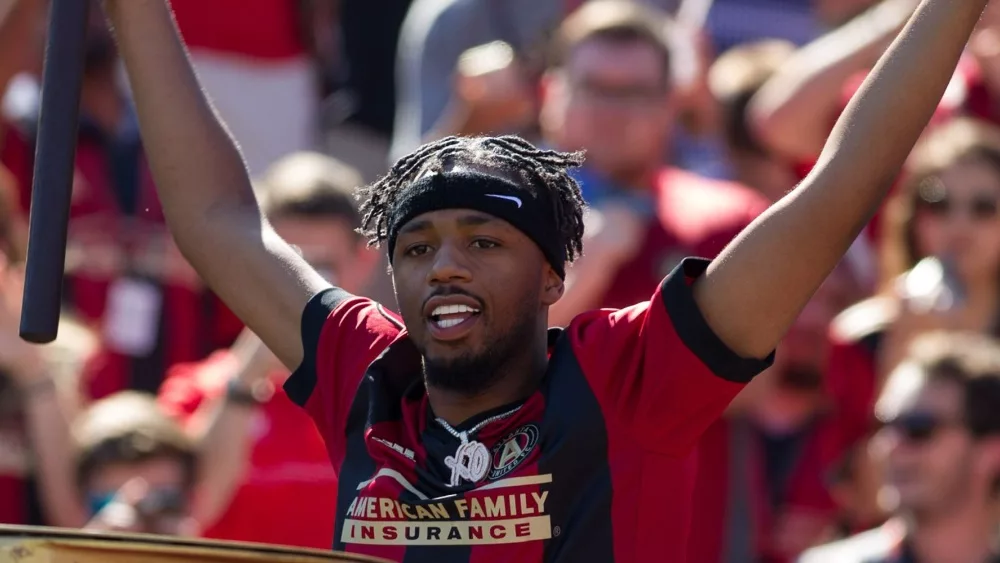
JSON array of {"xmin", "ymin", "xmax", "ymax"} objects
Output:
[
  {"xmin": 0, "ymin": 178, "xmax": 92, "ymax": 530},
  {"xmin": 104, "ymin": 0, "xmax": 985, "ymax": 560},
  {"xmin": 822, "ymin": 118, "xmax": 1000, "ymax": 513},
  {"xmin": 801, "ymin": 332, "xmax": 1000, "ymax": 563},
  {"xmin": 539, "ymin": 3, "xmax": 769, "ymax": 326},
  {"xmin": 157, "ymin": 152, "xmax": 378, "ymax": 548}
]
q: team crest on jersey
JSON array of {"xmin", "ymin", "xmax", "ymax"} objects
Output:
[{"xmin": 489, "ymin": 424, "xmax": 539, "ymax": 481}]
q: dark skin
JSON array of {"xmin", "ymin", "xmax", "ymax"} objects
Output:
[
  {"xmin": 392, "ymin": 167, "xmax": 564, "ymax": 424},
  {"xmin": 105, "ymin": 0, "xmax": 989, "ymax": 443}
]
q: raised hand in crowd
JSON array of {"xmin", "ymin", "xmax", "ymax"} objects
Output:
[{"xmin": 0, "ymin": 252, "xmax": 89, "ymax": 529}]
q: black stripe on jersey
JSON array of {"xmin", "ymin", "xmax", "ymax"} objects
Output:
[
  {"xmin": 332, "ymin": 344, "xmax": 379, "ymax": 551},
  {"xmin": 662, "ymin": 258, "xmax": 774, "ymax": 383},
  {"xmin": 377, "ymin": 302, "xmax": 405, "ymax": 330},
  {"xmin": 284, "ymin": 287, "xmax": 352, "ymax": 407},
  {"xmin": 539, "ymin": 329, "xmax": 615, "ymax": 563}
]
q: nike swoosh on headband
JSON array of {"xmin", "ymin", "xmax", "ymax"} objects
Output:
[{"xmin": 485, "ymin": 194, "xmax": 523, "ymax": 208}]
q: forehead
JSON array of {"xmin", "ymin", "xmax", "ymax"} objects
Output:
[
  {"xmin": 397, "ymin": 209, "xmax": 517, "ymax": 236},
  {"xmin": 877, "ymin": 366, "xmax": 963, "ymax": 420},
  {"xmin": 937, "ymin": 159, "xmax": 1000, "ymax": 195},
  {"xmin": 565, "ymin": 37, "xmax": 667, "ymax": 85}
]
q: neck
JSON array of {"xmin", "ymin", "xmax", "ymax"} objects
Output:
[
  {"xmin": 908, "ymin": 505, "xmax": 997, "ymax": 563},
  {"xmin": 427, "ymin": 338, "xmax": 548, "ymax": 427}
]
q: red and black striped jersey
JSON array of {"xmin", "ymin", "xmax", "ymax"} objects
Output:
[{"xmin": 284, "ymin": 258, "xmax": 772, "ymax": 562}]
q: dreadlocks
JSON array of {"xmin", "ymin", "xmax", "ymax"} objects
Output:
[{"xmin": 356, "ymin": 135, "xmax": 588, "ymax": 264}]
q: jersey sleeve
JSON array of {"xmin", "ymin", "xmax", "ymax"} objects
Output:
[
  {"xmin": 567, "ymin": 258, "xmax": 773, "ymax": 456},
  {"xmin": 283, "ymin": 288, "xmax": 403, "ymax": 463}
]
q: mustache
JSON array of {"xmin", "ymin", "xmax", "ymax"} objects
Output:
[{"xmin": 422, "ymin": 286, "xmax": 485, "ymax": 310}]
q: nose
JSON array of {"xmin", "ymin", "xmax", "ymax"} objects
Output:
[{"xmin": 427, "ymin": 243, "xmax": 473, "ymax": 285}]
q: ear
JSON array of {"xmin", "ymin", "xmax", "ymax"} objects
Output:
[{"xmin": 540, "ymin": 266, "xmax": 565, "ymax": 307}]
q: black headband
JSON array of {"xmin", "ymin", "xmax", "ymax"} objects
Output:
[{"xmin": 386, "ymin": 171, "xmax": 566, "ymax": 278}]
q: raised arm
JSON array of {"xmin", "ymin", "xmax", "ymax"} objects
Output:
[
  {"xmin": 101, "ymin": 0, "xmax": 328, "ymax": 369},
  {"xmin": 696, "ymin": 0, "xmax": 989, "ymax": 360}
]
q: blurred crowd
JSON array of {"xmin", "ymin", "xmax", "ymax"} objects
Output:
[{"xmin": 3, "ymin": 0, "xmax": 1000, "ymax": 561}]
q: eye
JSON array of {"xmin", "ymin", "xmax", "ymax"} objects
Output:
[
  {"xmin": 470, "ymin": 238, "xmax": 500, "ymax": 250},
  {"xmin": 404, "ymin": 244, "xmax": 432, "ymax": 257}
]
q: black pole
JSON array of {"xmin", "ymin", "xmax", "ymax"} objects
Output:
[{"xmin": 19, "ymin": 0, "xmax": 90, "ymax": 343}]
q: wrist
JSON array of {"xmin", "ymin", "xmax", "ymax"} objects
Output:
[{"xmin": 223, "ymin": 378, "xmax": 267, "ymax": 408}]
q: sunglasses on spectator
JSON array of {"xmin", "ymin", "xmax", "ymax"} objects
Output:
[
  {"xmin": 918, "ymin": 193, "xmax": 1000, "ymax": 220},
  {"xmin": 880, "ymin": 411, "xmax": 965, "ymax": 444},
  {"xmin": 87, "ymin": 486, "xmax": 187, "ymax": 518}
]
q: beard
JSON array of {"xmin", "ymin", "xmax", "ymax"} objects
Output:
[{"xmin": 420, "ymin": 295, "xmax": 540, "ymax": 397}]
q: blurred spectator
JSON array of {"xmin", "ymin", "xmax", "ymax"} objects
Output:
[
  {"xmin": 77, "ymin": 391, "xmax": 199, "ymax": 536},
  {"xmin": 801, "ymin": 332, "xmax": 1000, "ymax": 562},
  {"xmin": 0, "ymin": 162, "xmax": 95, "ymax": 529},
  {"xmin": 1, "ymin": 6, "xmax": 244, "ymax": 400},
  {"xmin": 540, "ymin": 0, "xmax": 767, "ymax": 325},
  {"xmin": 824, "ymin": 117, "xmax": 1000, "ymax": 520},
  {"xmin": 168, "ymin": 0, "xmax": 335, "ymax": 176},
  {"xmin": 157, "ymin": 152, "xmax": 378, "ymax": 549},
  {"xmin": 707, "ymin": 39, "xmax": 798, "ymax": 200},
  {"xmin": 391, "ymin": 0, "xmax": 684, "ymax": 161},
  {"xmin": 689, "ymin": 263, "xmax": 862, "ymax": 563},
  {"xmin": 391, "ymin": 0, "xmax": 555, "ymax": 160}
]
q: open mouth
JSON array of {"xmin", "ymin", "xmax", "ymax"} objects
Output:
[{"xmin": 429, "ymin": 304, "xmax": 481, "ymax": 329}]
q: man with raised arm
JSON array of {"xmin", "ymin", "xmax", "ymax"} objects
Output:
[{"xmin": 100, "ymin": 1, "xmax": 988, "ymax": 561}]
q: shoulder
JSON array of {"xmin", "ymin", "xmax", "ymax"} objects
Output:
[
  {"xmin": 829, "ymin": 295, "xmax": 898, "ymax": 346},
  {"xmin": 302, "ymin": 288, "xmax": 405, "ymax": 350},
  {"xmin": 567, "ymin": 257, "xmax": 770, "ymax": 384},
  {"xmin": 798, "ymin": 522, "xmax": 904, "ymax": 563},
  {"xmin": 285, "ymin": 288, "xmax": 405, "ymax": 407}
]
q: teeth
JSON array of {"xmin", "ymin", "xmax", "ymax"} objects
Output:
[
  {"xmin": 431, "ymin": 304, "xmax": 480, "ymax": 317},
  {"xmin": 435, "ymin": 318, "xmax": 464, "ymax": 329}
]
